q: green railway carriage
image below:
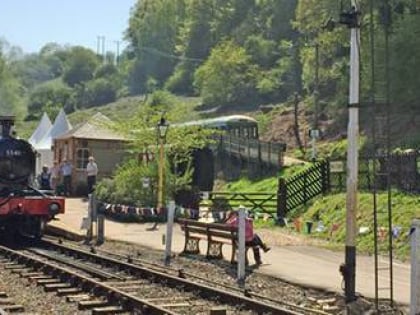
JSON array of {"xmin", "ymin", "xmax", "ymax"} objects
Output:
[{"xmin": 177, "ymin": 115, "xmax": 259, "ymax": 139}]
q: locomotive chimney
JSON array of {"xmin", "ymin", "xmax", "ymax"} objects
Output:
[{"xmin": 0, "ymin": 116, "xmax": 15, "ymax": 138}]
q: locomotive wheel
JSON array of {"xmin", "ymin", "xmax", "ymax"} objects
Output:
[
  {"xmin": 3, "ymin": 225, "xmax": 18, "ymax": 244},
  {"xmin": 18, "ymin": 217, "xmax": 46, "ymax": 239},
  {"xmin": 30, "ymin": 217, "xmax": 46, "ymax": 239}
]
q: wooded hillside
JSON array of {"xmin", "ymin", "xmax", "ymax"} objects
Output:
[{"xmin": 1, "ymin": 0, "xmax": 420, "ymax": 147}]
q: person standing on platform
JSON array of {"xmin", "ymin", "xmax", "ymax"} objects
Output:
[
  {"xmin": 49, "ymin": 161, "xmax": 60, "ymax": 193},
  {"xmin": 86, "ymin": 156, "xmax": 98, "ymax": 194},
  {"xmin": 38, "ymin": 165, "xmax": 51, "ymax": 190},
  {"xmin": 60, "ymin": 159, "xmax": 73, "ymax": 197}
]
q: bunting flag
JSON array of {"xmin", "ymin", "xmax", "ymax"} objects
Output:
[
  {"xmin": 378, "ymin": 227, "xmax": 387, "ymax": 242},
  {"xmin": 392, "ymin": 226, "xmax": 402, "ymax": 239},
  {"xmin": 101, "ymin": 202, "xmax": 204, "ymax": 221},
  {"xmin": 315, "ymin": 221, "xmax": 325, "ymax": 233},
  {"xmin": 293, "ymin": 218, "xmax": 302, "ymax": 233},
  {"xmin": 329, "ymin": 223, "xmax": 340, "ymax": 238}
]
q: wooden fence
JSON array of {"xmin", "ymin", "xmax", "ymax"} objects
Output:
[
  {"xmin": 200, "ymin": 151, "xmax": 420, "ymax": 222},
  {"xmin": 277, "ymin": 160, "xmax": 330, "ymax": 219},
  {"xmin": 329, "ymin": 151, "xmax": 420, "ymax": 193},
  {"xmin": 202, "ymin": 160, "xmax": 330, "ymax": 222},
  {"xmin": 204, "ymin": 191, "xmax": 277, "ymax": 218}
]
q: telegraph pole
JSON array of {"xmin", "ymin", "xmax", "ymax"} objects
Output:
[
  {"xmin": 114, "ymin": 40, "xmax": 121, "ymax": 66},
  {"xmin": 101, "ymin": 36, "xmax": 106, "ymax": 63},
  {"xmin": 311, "ymin": 42, "xmax": 320, "ymax": 161},
  {"xmin": 96, "ymin": 36, "xmax": 101, "ymax": 55},
  {"xmin": 314, "ymin": 42, "xmax": 319, "ymax": 130},
  {"xmin": 338, "ymin": 1, "xmax": 361, "ymax": 304}
]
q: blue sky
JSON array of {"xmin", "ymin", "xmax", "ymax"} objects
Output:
[{"xmin": 0, "ymin": 0, "xmax": 137, "ymax": 54}]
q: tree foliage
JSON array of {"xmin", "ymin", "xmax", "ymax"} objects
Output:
[
  {"xmin": 125, "ymin": 0, "xmax": 183, "ymax": 93},
  {"xmin": 62, "ymin": 46, "xmax": 100, "ymax": 87},
  {"xmin": 96, "ymin": 90, "xmax": 214, "ymax": 204},
  {"xmin": 0, "ymin": 41, "xmax": 25, "ymax": 117},
  {"xmin": 194, "ymin": 40, "xmax": 258, "ymax": 107},
  {"xmin": 27, "ymin": 80, "xmax": 72, "ymax": 118}
]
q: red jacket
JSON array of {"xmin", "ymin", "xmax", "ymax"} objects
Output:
[{"xmin": 226, "ymin": 215, "xmax": 254, "ymax": 242}]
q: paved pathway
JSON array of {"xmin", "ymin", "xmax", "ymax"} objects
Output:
[{"xmin": 47, "ymin": 198, "xmax": 411, "ymax": 306}]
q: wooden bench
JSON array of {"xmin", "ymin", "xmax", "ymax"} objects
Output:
[{"xmin": 177, "ymin": 218, "xmax": 253, "ymax": 264}]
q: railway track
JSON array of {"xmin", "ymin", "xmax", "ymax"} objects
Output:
[
  {"xmin": 0, "ymin": 237, "xmax": 333, "ymax": 314},
  {"xmin": 0, "ymin": 285, "xmax": 25, "ymax": 314}
]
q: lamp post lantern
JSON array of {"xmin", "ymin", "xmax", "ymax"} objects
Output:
[{"xmin": 156, "ymin": 116, "xmax": 169, "ymax": 211}]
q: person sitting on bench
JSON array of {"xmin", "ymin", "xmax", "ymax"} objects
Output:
[{"xmin": 225, "ymin": 211, "xmax": 270, "ymax": 265}]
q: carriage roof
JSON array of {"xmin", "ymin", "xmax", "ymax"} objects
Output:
[{"xmin": 178, "ymin": 115, "xmax": 257, "ymax": 129}]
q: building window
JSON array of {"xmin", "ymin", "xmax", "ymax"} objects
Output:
[{"xmin": 76, "ymin": 148, "xmax": 90, "ymax": 169}]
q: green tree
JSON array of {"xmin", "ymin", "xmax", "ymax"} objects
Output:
[
  {"xmin": 125, "ymin": 0, "xmax": 184, "ymax": 93},
  {"xmin": 194, "ymin": 40, "xmax": 258, "ymax": 107},
  {"xmin": 11, "ymin": 55, "xmax": 55, "ymax": 90},
  {"xmin": 27, "ymin": 81, "xmax": 72, "ymax": 118},
  {"xmin": 62, "ymin": 46, "xmax": 100, "ymax": 87},
  {"xmin": 294, "ymin": 0, "xmax": 348, "ymax": 113},
  {"xmin": 83, "ymin": 78, "xmax": 118, "ymax": 107},
  {"xmin": 97, "ymin": 93, "xmax": 214, "ymax": 205},
  {"xmin": 0, "ymin": 41, "xmax": 25, "ymax": 117}
]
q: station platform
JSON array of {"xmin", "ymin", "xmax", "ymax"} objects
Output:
[{"xmin": 46, "ymin": 198, "xmax": 411, "ymax": 306}]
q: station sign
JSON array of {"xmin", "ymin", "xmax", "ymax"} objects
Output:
[
  {"xmin": 309, "ymin": 129, "xmax": 320, "ymax": 139},
  {"xmin": 330, "ymin": 161, "xmax": 344, "ymax": 173}
]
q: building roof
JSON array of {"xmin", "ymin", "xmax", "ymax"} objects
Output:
[
  {"xmin": 28, "ymin": 112, "xmax": 52, "ymax": 146},
  {"xmin": 55, "ymin": 112, "xmax": 126, "ymax": 141}
]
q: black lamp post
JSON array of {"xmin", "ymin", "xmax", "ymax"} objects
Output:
[{"xmin": 156, "ymin": 116, "xmax": 169, "ymax": 211}]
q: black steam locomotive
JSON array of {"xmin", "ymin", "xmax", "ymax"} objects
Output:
[{"xmin": 0, "ymin": 116, "xmax": 65, "ymax": 238}]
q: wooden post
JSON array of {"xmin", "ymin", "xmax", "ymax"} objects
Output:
[
  {"xmin": 85, "ymin": 194, "xmax": 94, "ymax": 243},
  {"xmin": 325, "ymin": 159, "xmax": 331, "ymax": 193},
  {"xmin": 258, "ymin": 141, "xmax": 262, "ymax": 176},
  {"xmin": 164, "ymin": 201, "xmax": 176, "ymax": 266},
  {"xmin": 411, "ymin": 219, "xmax": 420, "ymax": 315},
  {"xmin": 237, "ymin": 206, "xmax": 246, "ymax": 286},
  {"xmin": 97, "ymin": 214, "xmax": 104, "ymax": 245},
  {"xmin": 277, "ymin": 178, "xmax": 287, "ymax": 226}
]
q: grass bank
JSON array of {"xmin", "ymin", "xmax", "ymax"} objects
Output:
[{"xmin": 222, "ymin": 173, "xmax": 419, "ymax": 261}]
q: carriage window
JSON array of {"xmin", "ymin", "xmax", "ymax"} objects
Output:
[
  {"xmin": 243, "ymin": 128, "xmax": 249, "ymax": 138},
  {"xmin": 76, "ymin": 148, "xmax": 90, "ymax": 169}
]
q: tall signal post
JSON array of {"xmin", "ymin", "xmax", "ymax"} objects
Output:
[{"xmin": 338, "ymin": 1, "xmax": 361, "ymax": 304}]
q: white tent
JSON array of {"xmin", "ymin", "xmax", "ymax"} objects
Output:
[
  {"xmin": 28, "ymin": 112, "xmax": 52, "ymax": 146},
  {"xmin": 33, "ymin": 109, "xmax": 72, "ymax": 174}
]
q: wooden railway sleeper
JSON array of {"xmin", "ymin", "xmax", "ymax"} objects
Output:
[
  {"xmin": 0, "ymin": 292, "xmax": 25, "ymax": 314},
  {"xmin": 56, "ymin": 287, "xmax": 82, "ymax": 296},
  {"xmin": 92, "ymin": 305, "xmax": 126, "ymax": 314},
  {"xmin": 78, "ymin": 299, "xmax": 109, "ymax": 310},
  {"xmin": 0, "ymin": 304, "xmax": 25, "ymax": 313},
  {"xmin": 44, "ymin": 282, "xmax": 72, "ymax": 292},
  {"xmin": 0, "ymin": 298, "xmax": 16, "ymax": 305},
  {"xmin": 66, "ymin": 294, "xmax": 92, "ymax": 302}
]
